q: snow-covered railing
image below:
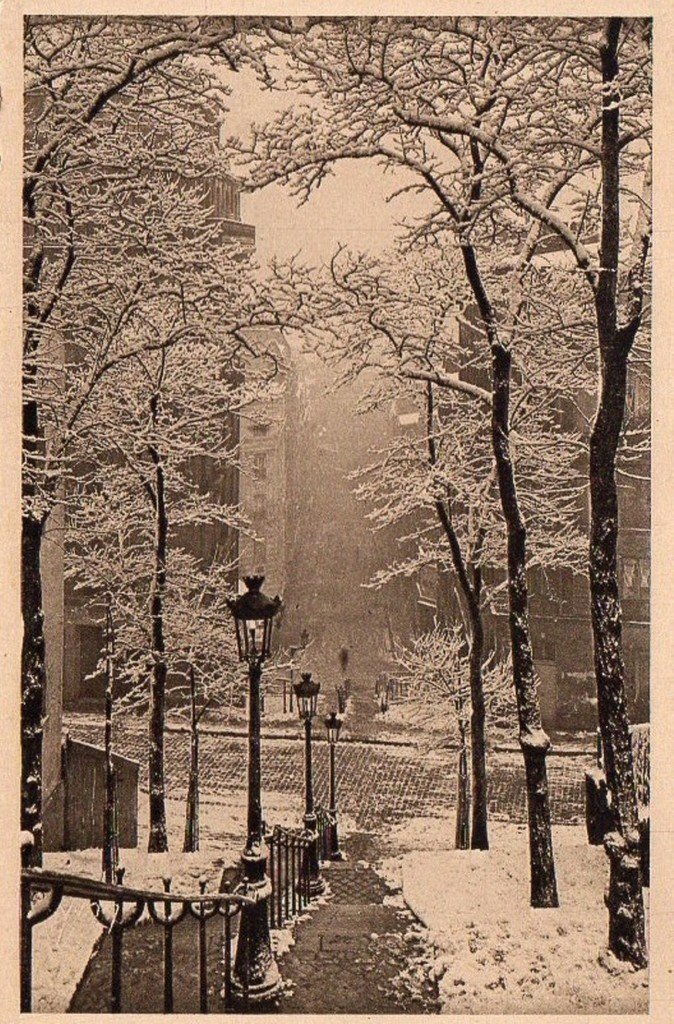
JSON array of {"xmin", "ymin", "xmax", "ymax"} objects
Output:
[
  {"xmin": 266, "ymin": 825, "xmax": 313, "ymax": 928},
  {"xmin": 20, "ymin": 862, "xmax": 255, "ymax": 1013}
]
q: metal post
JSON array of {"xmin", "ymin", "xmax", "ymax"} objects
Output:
[
  {"xmin": 111, "ymin": 900, "xmax": 123, "ymax": 1012},
  {"xmin": 223, "ymin": 909, "xmax": 232, "ymax": 1009},
  {"xmin": 198, "ymin": 880, "xmax": 208, "ymax": 1014},
  {"xmin": 301, "ymin": 717, "xmax": 325, "ymax": 896},
  {"xmin": 284, "ymin": 832, "xmax": 290, "ymax": 922},
  {"xmin": 326, "ymin": 740, "xmax": 344, "ymax": 860},
  {"xmin": 164, "ymin": 897, "xmax": 174, "ymax": 1012},
  {"xmin": 232, "ymin": 656, "xmax": 280, "ymax": 1003}
]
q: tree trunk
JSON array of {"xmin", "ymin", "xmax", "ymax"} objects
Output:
[
  {"xmin": 183, "ymin": 722, "xmax": 200, "ymax": 853},
  {"xmin": 184, "ymin": 667, "xmax": 200, "ymax": 853},
  {"xmin": 590, "ymin": 343, "xmax": 647, "ymax": 963},
  {"xmin": 148, "ymin": 421, "xmax": 169, "ymax": 853},
  {"xmin": 467, "ymin": 607, "xmax": 489, "ymax": 849},
  {"xmin": 584, "ymin": 17, "xmax": 648, "ymax": 967},
  {"xmin": 492, "ymin": 341, "xmax": 559, "ymax": 908},
  {"xmin": 427, "ymin": 383, "xmax": 490, "ymax": 849},
  {"xmin": 103, "ymin": 602, "xmax": 118, "ymax": 881},
  {"xmin": 455, "ymin": 727, "xmax": 470, "ymax": 850},
  {"xmin": 447, "ymin": 243, "xmax": 558, "ymax": 898},
  {"xmin": 21, "ymin": 506, "xmax": 45, "ymax": 865}
]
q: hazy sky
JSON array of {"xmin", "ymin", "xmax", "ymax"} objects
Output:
[{"xmin": 222, "ymin": 67, "xmax": 429, "ymax": 267}]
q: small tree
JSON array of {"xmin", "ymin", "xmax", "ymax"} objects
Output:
[{"xmin": 394, "ymin": 624, "xmax": 516, "ymax": 848}]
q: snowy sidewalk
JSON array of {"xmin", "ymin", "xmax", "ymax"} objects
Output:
[
  {"xmin": 400, "ymin": 823, "xmax": 648, "ymax": 1015},
  {"xmin": 277, "ymin": 833, "xmax": 438, "ymax": 1014}
]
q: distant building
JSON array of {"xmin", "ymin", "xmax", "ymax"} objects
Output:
[
  {"xmin": 63, "ymin": 178, "xmax": 257, "ymax": 711},
  {"xmin": 237, "ymin": 329, "xmax": 295, "ymax": 599}
]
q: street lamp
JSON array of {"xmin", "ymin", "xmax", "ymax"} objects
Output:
[
  {"xmin": 293, "ymin": 672, "xmax": 325, "ymax": 896},
  {"xmin": 324, "ymin": 711, "xmax": 345, "ymax": 861},
  {"xmin": 226, "ymin": 575, "xmax": 282, "ymax": 1003}
]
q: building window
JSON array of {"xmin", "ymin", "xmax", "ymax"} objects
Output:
[
  {"xmin": 250, "ymin": 420, "xmax": 271, "ymax": 435},
  {"xmin": 77, "ymin": 624, "xmax": 105, "ymax": 700},
  {"xmin": 252, "ymin": 453, "xmax": 268, "ymax": 482},
  {"xmin": 252, "ymin": 539, "xmax": 267, "ymax": 573},
  {"xmin": 250, "ymin": 491, "xmax": 267, "ymax": 517},
  {"xmin": 622, "ymin": 557, "xmax": 650, "ymax": 598},
  {"xmin": 627, "ymin": 375, "xmax": 650, "ymax": 421},
  {"xmin": 535, "ymin": 636, "xmax": 556, "ymax": 663},
  {"xmin": 631, "ymin": 650, "xmax": 649, "ymax": 704}
]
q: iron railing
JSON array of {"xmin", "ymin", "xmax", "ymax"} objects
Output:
[
  {"xmin": 266, "ymin": 825, "xmax": 312, "ymax": 928},
  {"xmin": 314, "ymin": 806, "xmax": 337, "ymax": 862},
  {"xmin": 21, "ymin": 865, "xmax": 254, "ymax": 1014}
]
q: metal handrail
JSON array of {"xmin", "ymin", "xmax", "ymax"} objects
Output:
[
  {"xmin": 21, "ymin": 864, "xmax": 255, "ymax": 1013},
  {"xmin": 22, "ymin": 866, "xmax": 256, "ymax": 907}
]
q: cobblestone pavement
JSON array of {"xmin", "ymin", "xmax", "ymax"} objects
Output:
[{"xmin": 67, "ymin": 716, "xmax": 591, "ymax": 829}]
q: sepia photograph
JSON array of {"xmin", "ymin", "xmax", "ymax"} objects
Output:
[{"xmin": 3, "ymin": 6, "xmax": 664, "ymax": 1016}]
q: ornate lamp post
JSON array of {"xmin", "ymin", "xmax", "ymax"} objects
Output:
[
  {"xmin": 293, "ymin": 672, "xmax": 325, "ymax": 896},
  {"xmin": 226, "ymin": 575, "xmax": 282, "ymax": 1002},
  {"xmin": 324, "ymin": 711, "xmax": 344, "ymax": 861}
]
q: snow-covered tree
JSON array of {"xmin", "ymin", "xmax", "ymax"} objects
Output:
[
  {"xmin": 64, "ymin": 249, "xmax": 289, "ymax": 851},
  {"xmin": 265, "ymin": 241, "xmax": 589, "ymax": 858},
  {"xmin": 22, "ymin": 14, "xmax": 296, "ymax": 857},
  {"xmin": 234, "ymin": 17, "xmax": 651, "ymax": 950}
]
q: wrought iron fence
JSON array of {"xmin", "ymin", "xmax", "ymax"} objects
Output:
[
  {"xmin": 315, "ymin": 805, "xmax": 337, "ymax": 862},
  {"xmin": 266, "ymin": 825, "xmax": 312, "ymax": 928},
  {"xmin": 21, "ymin": 864, "xmax": 254, "ymax": 1014}
]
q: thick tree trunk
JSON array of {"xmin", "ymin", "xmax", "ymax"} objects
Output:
[
  {"xmin": 21, "ymin": 335, "xmax": 48, "ymax": 864},
  {"xmin": 148, "ymin": 423, "xmax": 169, "ymax": 853},
  {"xmin": 584, "ymin": 17, "xmax": 648, "ymax": 967},
  {"xmin": 492, "ymin": 342, "xmax": 559, "ymax": 908},
  {"xmin": 590, "ymin": 347, "xmax": 647, "ymax": 964},
  {"xmin": 21, "ymin": 508, "xmax": 45, "ymax": 865},
  {"xmin": 455, "ymin": 249, "xmax": 557, "ymax": 890}
]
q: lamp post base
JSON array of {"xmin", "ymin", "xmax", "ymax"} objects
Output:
[
  {"xmin": 308, "ymin": 874, "xmax": 327, "ymax": 897},
  {"xmin": 325, "ymin": 816, "xmax": 345, "ymax": 861},
  {"xmin": 302, "ymin": 813, "xmax": 325, "ymax": 896},
  {"xmin": 232, "ymin": 966, "xmax": 282, "ymax": 1005},
  {"xmin": 233, "ymin": 846, "xmax": 281, "ymax": 1003}
]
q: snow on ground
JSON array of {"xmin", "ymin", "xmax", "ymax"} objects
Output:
[
  {"xmin": 29, "ymin": 887, "xmax": 104, "ymax": 1013},
  {"xmin": 397, "ymin": 820, "xmax": 648, "ymax": 1015},
  {"xmin": 32, "ymin": 788, "xmax": 305, "ymax": 1012}
]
